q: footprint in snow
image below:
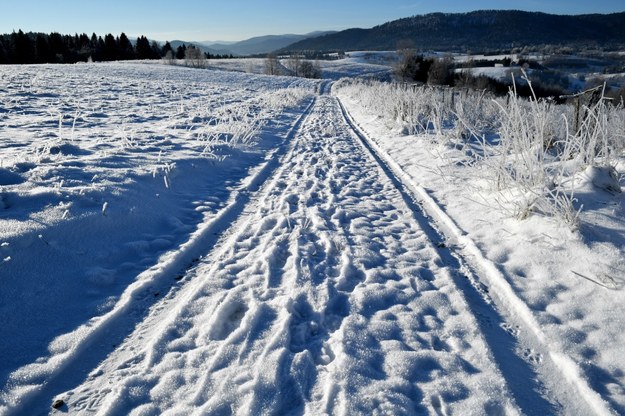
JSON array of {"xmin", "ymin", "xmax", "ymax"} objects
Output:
[
  {"xmin": 208, "ymin": 297, "xmax": 249, "ymax": 341},
  {"xmin": 521, "ymin": 348, "xmax": 543, "ymax": 365},
  {"xmin": 288, "ymin": 297, "xmax": 325, "ymax": 354},
  {"xmin": 500, "ymin": 322, "xmax": 520, "ymax": 337}
]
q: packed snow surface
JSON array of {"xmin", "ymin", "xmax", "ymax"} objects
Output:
[{"xmin": 0, "ymin": 61, "xmax": 624, "ymax": 415}]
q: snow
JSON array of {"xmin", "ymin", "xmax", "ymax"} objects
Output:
[
  {"xmin": 0, "ymin": 60, "xmax": 624, "ymax": 415},
  {"xmin": 41, "ymin": 94, "xmax": 517, "ymax": 415}
]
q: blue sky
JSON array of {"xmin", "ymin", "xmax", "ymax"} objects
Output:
[{"xmin": 1, "ymin": 0, "xmax": 624, "ymax": 42}]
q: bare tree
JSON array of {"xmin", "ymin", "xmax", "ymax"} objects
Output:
[
  {"xmin": 299, "ymin": 60, "xmax": 321, "ymax": 79},
  {"xmin": 427, "ymin": 55, "xmax": 454, "ymax": 86},
  {"xmin": 163, "ymin": 50, "xmax": 174, "ymax": 65},
  {"xmin": 286, "ymin": 54, "xmax": 301, "ymax": 76},
  {"xmin": 264, "ymin": 53, "xmax": 280, "ymax": 75},
  {"xmin": 185, "ymin": 45, "xmax": 206, "ymax": 69}
]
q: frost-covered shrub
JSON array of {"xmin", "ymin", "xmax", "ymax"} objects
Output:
[
  {"xmin": 335, "ymin": 79, "xmax": 457, "ymax": 136},
  {"xmin": 194, "ymin": 87, "xmax": 312, "ymax": 157},
  {"xmin": 452, "ymin": 89, "xmax": 500, "ymax": 141},
  {"xmin": 569, "ymin": 89, "xmax": 624, "ymax": 167},
  {"xmin": 472, "ymin": 77, "xmax": 625, "ymax": 226},
  {"xmin": 485, "ymin": 82, "xmax": 577, "ymax": 222}
]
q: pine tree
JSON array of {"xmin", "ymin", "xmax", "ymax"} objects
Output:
[
  {"xmin": 162, "ymin": 41, "xmax": 173, "ymax": 58},
  {"xmin": 150, "ymin": 41, "xmax": 162, "ymax": 59},
  {"xmin": 48, "ymin": 32, "xmax": 66, "ymax": 63},
  {"xmin": 76, "ymin": 33, "xmax": 91, "ymax": 61},
  {"xmin": 89, "ymin": 33, "xmax": 101, "ymax": 60},
  {"xmin": 175, "ymin": 44, "xmax": 186, "ymax": 60},
  {"xmin": 96, "ymin": 36, "xmax": 106, "ymax": 61},
  {"xmin": 0, "ymin": 30, "xmax": 163, "ymax": 64},
  {"xmin": 0, "ymin": 39, "xmax": 7, "ymax": 64},
  {"xmin": 13, "ymin": 30, "xmax": 34, "ymax": 64},
  {"xmin": 118, "ymin": 32, "xmax": 134, "ymax": 60},
  {"xmin": 135, "ymin": 36, "xmax": 152, "ymax": 59},
  {"xmin": 103, "ymin": 33, "xmax": 117, "ymax": 60},
  {"xmin": 90, "ymin": 33, "xmax": 98, "ymax": 49},
  {"xmin": 34, "ymin": 34, "xmax": 50, "ymax": 63}
]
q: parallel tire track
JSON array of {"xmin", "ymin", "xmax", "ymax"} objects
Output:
[{"xmin": 61, "ymin": 94, "xmax": 518, "ymax": 415}]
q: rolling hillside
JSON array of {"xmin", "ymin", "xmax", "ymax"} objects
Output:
[{"xmin": 281, "ymin": 10, "xmax": 625, "ymax": 52}]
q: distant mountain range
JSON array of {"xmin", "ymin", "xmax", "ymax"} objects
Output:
[
  {"xmin": 169, "ymin": 40, "xmax": 232, "ymax": 57},
  {"xmin": 171, "ymin": 31, "xmax": 336, "ymax": 56},
  {"xmin": 203, "ymin": 32, "xmax": 335, "ymax": 56},
  {"xmin": 279, "ymin": 10, "xmax": 625, "ymax": 53}
]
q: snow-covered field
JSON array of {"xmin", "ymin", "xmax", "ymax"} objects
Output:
[
  {"xmin": 178, "ymin": 56, "xmax": 393, "ymax": 81},
  {"xmin": 0, "ymin": 61, "xmax": 624, "ymax": 415}
]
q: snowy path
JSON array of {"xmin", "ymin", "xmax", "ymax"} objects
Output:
[
  {"xmin": 11, "ymin": 93, "xmax": 524, "ymax": 415},
  {"xmin": 3, "ymin": 81, "xmax": 613, "ymax": 415}
]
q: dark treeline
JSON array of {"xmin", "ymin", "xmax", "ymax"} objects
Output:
[{"xmin": 0, "ymin": 30, "xmax": 231, "ymax": 65}]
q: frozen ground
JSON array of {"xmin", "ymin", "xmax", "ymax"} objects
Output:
[{"xmin": 0, "ymin": 62, "xmax": 623, "ymax": 415}]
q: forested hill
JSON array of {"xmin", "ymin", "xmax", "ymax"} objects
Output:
[
  {"xmin": 280, "ymin": 10, "xmax": 625, "ymax": 53},
  {"xmin": 0, "ymin": 31, "xmax": 230, "ymax": 65},
  {"xmin": 0, "ymin": 31, "xmax": 167, "ymax": 64}
]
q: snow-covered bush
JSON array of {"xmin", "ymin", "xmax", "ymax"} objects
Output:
[
  {"xmin": 452, "ymin": 89, "xmax": 500, "ymax": 141},
  {"xmin": 484, "ymin": 78, "xmax": 575, "ymax": 222}
]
